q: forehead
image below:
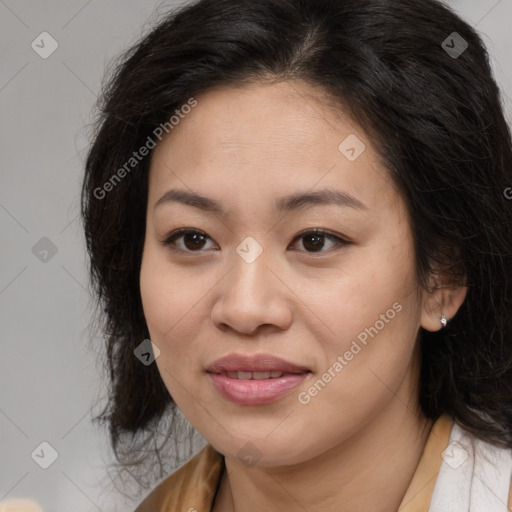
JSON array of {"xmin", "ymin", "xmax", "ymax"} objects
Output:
[
  {"xmin": 148, "ymin": 81, "xmax": 399, "ymax": 216},
  {"xmin": 153, "ymin": 80, "xmax": 358, "ymax": 164}
]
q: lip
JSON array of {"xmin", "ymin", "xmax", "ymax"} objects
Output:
[
  {"xmin": 206, "ymin": 353, "xmax": 311, "ymax": 374},
  {"xmin": 206, "ymin": 353, "xmax": 311, "ymax": 405}
]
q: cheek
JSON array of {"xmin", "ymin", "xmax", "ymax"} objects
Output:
[
  {"xmin": 316, "ymin": 237, "xmax": 418, "ymax": 353},
  {"xmin": 139, "ymin": 244, "xmax": 215, "ymax": 390},
  {"xmin": 290, "ymin": 274, "xmax": 421, "ymax": 460},
  {"xmin": 302, "ymin": 238, "xmax": 422, "ymax": 421},
  {"xmin": 140, "ymin": 246, "xmax": 202, "ymax": 336},
  {"xmin": 139, "ymin": 247, "xmax": 223, "ymax": 436}
]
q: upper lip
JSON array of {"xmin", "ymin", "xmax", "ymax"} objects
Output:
[{"xmin": 206, "ymin": 353, "xmax": 311, "ymax": 374}]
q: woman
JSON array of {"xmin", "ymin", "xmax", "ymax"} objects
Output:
[{"xmin": 81, "ymin": 0, "xmax": 512, "ymax": 510}]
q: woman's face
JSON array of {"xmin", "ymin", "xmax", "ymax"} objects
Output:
[{"xmin": 140, "ymin": 80, "xmax": 430, "ymax": 466}]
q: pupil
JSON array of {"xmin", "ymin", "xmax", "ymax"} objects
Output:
[
  {"xmin": 304, "ymin": 234, "xmax": 323, "ymax": 252},
  {"xmin": 184, "ymin": 233, "xmax": 206, "ymax": 250}
]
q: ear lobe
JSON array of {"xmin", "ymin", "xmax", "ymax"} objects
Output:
[{"xmin": 420, "ymin": 275, "xmax": 468, "ymax": 332}]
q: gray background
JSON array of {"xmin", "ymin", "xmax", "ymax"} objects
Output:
[{"xmin": 1, "ymin": 1, "xmax": 511, "ymax": 511}]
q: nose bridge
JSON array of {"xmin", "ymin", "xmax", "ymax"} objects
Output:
[
  {"xmin": 229, "ymin": 235, "xmax": 273, "ymax": 301},
  {"xmin": 211, "ymin": 235, "xmax": 291, "ymax": 334}
]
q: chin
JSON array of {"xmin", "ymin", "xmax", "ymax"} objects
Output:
[{"xmin": 207, "ymin": 429, "xmax": 319, "ymax": 468}]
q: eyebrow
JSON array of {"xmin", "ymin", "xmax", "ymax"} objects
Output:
[{"xmin": 154, "ymin": 188, "xmax": 367, "ymax": 215}]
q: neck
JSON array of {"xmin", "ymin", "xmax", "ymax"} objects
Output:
[{"xmin": 214, "ymin": 401, "xmax": 434, "ymax": 512}]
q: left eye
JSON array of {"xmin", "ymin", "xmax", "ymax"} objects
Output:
[
  {"xmin": 290, "ymin": 229, "xmax": 347, "ymax": 253},
  {"xmin": 160, "ymin": 228, "xmax": 347, "ymax": 254}
]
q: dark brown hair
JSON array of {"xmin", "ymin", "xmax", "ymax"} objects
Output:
[{"xmin": 81, "ymin": 0, "xmax": 512, "ymax": 489}]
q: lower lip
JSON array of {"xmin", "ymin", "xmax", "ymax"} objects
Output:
[{"xmin": 208, "ymin": 372, "xmax": 309, "ymax": 405}]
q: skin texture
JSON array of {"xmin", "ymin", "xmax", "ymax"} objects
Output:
[{"xmin": 139, "ymin": 80, "xmax": 467, "ymax": 511}]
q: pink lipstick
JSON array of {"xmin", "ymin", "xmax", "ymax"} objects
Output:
[{"xmin": 206, "ymin": 353, "xmax": 311, "ymax": 405}]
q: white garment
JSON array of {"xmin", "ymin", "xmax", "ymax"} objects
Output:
[{"xmin": 429, "ymin": 421, "xmax": 512, "ymax": 511}]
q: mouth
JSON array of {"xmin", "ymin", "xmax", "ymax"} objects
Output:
[
  {"xmin": 206, "ymin": 353, "xmax": 312, "ymax": 405},
  {"xmin": 216, "ymin": 370, "xmax": 309, "ymax": 380}
]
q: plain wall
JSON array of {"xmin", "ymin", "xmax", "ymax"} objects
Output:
[{"xmin": 1, "ymin": 1, "xmax": 511, "ymax": 510}]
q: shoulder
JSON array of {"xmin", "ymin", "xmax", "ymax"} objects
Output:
[
  {"xmin": 429, "ymin": 420, "xmax": 512, "ymax": 511},
  {"xmin": 134, "ymin": 444, "xmax": 225, "ymax": 512}
]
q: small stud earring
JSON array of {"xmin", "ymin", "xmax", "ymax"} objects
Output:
[{"xmin": 440, "ymin": 312, "xmax": 447, "ymax": 328}]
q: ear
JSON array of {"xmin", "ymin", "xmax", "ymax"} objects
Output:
[{"xmin": 420, "ymin": 270, "xmax": 467, "ymax": 332}]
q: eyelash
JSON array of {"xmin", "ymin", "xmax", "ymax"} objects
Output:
[{"xmin": 160, "ymin": 228, "xmax": 349, "ymax": 256}]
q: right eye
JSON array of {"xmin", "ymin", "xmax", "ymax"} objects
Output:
[{"xmin": 160, "ymin": 228, "xmax": 218, "ymax": 252}]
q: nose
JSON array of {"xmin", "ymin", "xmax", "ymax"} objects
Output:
[{"xmin": 210, "ymin": 248, "xmax": 293, "ymax": 336}]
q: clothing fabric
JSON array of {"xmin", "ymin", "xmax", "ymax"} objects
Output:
[{"xmin": 134, "ymin": 415, "xmax": 512, "ymax": 511}]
